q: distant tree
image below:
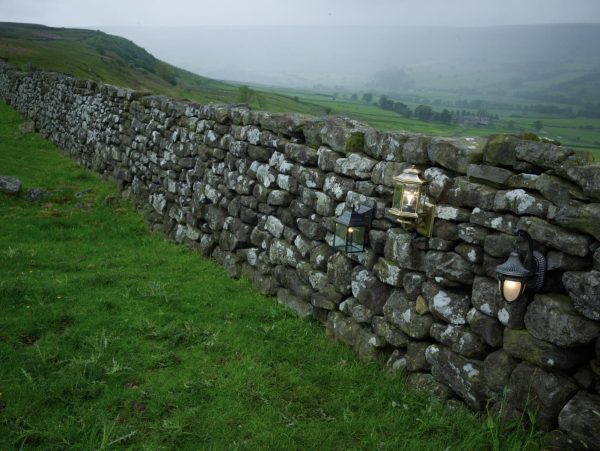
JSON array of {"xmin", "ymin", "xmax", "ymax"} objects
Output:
[
  {"xmin": 439, "ymin": 109, "xmax": 452, "ymax": 124},
  {"xmin": 415, "ymin": 104, "xmax": 433, "ymax": 121},
  {"xmin": 507, "ymin": 120, "xmax": 515, "ymax": 130},
  {"xmin": 293, "ymin": 96, "xmax": 300, "ymax": 102},
  {"xmin": 238, "ymin": 85, "xmax": 253, "ymax": 103},
  {"xmin": 533, "ymin": 120, "xmax": 544, "ymax": 131},
  {"xmin": 350, "ymin": 93, "xmax": 358, "ymax": 101},
  {"xmin": 362, "ymin": 92, "xmax": 373, "ymax": 103}
]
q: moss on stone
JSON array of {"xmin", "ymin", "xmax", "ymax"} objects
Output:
[{"xmin": 344, "ymin": 132, "xmax": 365, "ymax": 154}]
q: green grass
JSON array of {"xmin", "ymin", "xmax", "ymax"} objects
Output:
[{"xmin": 0, "ymin": 100, "xmax": 543, "ymax": 449}]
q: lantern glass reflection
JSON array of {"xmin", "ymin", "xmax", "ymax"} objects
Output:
[{"xmin": 333, "ymin": 205, "xmax": 372, "ymax": 254}]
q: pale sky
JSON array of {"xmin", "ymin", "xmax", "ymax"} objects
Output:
[{"xmin": 1, "ymin": 0, "xmax": 600, "ymax": 27}]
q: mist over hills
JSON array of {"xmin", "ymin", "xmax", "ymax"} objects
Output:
[{"xmin": 103, "ymin": 24, "xmax": 600, "ymax": 102}]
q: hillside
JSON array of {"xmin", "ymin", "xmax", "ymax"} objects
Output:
[{"xmin": 0, "ymin": 22, "xmax": 326, "ymax": 115}]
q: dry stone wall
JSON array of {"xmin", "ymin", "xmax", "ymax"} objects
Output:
[{"xmin": 2, "ymin": 63, "xmax": 600, "ymax": 449}]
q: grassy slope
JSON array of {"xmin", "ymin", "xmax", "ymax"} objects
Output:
[{"xmin": 0, "ymin": 100, "xmax": 542, "ymax": 449}]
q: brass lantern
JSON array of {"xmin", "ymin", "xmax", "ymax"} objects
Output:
[
  {"xmin": 387, "ymin": 167, "xmax": 435, "ymax": 237},
  {"xmin": 496, "ymin": 230, "xmax": 546, "ymax": 302},
  {"xmin": 333, "ymin": 205, "xmax": 372, "ymax": 253}
]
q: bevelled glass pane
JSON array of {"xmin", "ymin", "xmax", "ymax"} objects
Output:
[
  {"xmin": 334, "ymin": 223, "xmax": 347, "ymax": 250},
  {"xmin": 347, "ymin": 226, "xmax": 365, "ymax": 252}
]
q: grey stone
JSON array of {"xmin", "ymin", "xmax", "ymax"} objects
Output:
[
  {"xmin": 383, "ymin": 290, "xmax": 433, "ymax": 339},
  {"xmin": 458, "ymin": 223, "xmax": 488, "ymax": 246},
  {"xmin": 371, "ymin": 161, "xmax": 409, "ymax": 187},
  {"xmin": 322, "ymin": 173, "xmax": 355, "ymax": 201},
  {"xmin": 311, "ymin": 293, "xmax": 336, "ymax": 310},
  {"xmin": 525, "ymin": 293, "xmax": 600, "ymax": 347},
  {"xmin": 483, "ymin": 135, "xmax": 520, "ymax": 166},
  {"xmin": 483, "ymin": 232, "xmax": 515, "ymax": 258},
  {"xmin": 384, "ymin": 228, "xmax": 426, "ymax": 271},
  {"xmin": 471, "ymin": 275, "xmax": 504, "ymax": 318},
  {"xmin": 267, "ymin": 190, "xmax": 292, "ymax": 207},
  {"xmin": 508, "ymin": 362, "xmax": 578, "ymax": 431},
  {"xmin": 515, "ymin": 141, "xmax": 573, "ymax": 170},
  {"xmin": 435, "ymin": 205, "xmax": 472, "ymax": 222},
  {"xmin": 314, "ymin": 191, "xmax": 336, "ymax": 216},
  {"xmin": 484, "ymin": 350, "xmax": 517, "ymax": 391},
  {"xmin": 427, "ymin": 137, "xmax": 485, "ymax": 174},
  {"xmin": 334, "ymin": 153, "xmax": 378, "ymax": 180},
  {"xmin": 546, "ymin": 251, "xmax": 590, "ymax": 271},
  {"xmin": 504, "ymin": 328, "xmax": 589, "ymax": 370},
  {"xmin": 467, "ymin": 164, "xmax": 513, "ymax": 187},
  {"xmin": 551, "ymin": 202, "xmax": 600, "ymax": 242},
  {"xmin": 372, "ymin": 316, "xmax": 410, "ymax": 347},
  {"xmin": 340, "ymin": 297, "xmax": 375, "ymax": 324},
  {"xmin": 327, "ymin": 253, "xmax": 353, "ymax": 295},
  {"xmin": 517, "ymin": 216, "xmax": 592, "ymax": 257},
  {"xmin": 405, "ymin": 373, "xmax": 453, "ymax": 399},
  {"xmin": 406, "ymin": 341, "xmax": 431, "ymax": 372},
  {"xmin": 428, "ymin": 237, "xmax": 455, "ymax": 251},
  {"xmin": 494, "ymin": 189, "xmax": 550, "ymax": 217},
  {"xmin": 425, "ymin": 251, "xmax": 474, "ymax": 285},
  {"xmin": 467, "ymin": 308, "xmax": 503, "ymax": 348},
  {"xmin": 297, "ymin": 218, "xmax": 326, "ymax": 240},
  {"xmin": 372, "ymin": 258, "xmax": 404, "ymax": 287},
  {"xmin": 285, "ymin": 142, "xmax": 318, "ymax": 166},
  {"xmin": 455, "ymin": 243, "xmax": 483, "ymax": 264},
  {"xmin": 425, "ymin": 344, "xmax": 489, "ymax": 409},
  {"xmin": 351, "ymin": 267, "xmax": 391, "ymax": 314},
  {"xmin": 269, "ymin": 239, "xmax": 301, "ymax": 267},
  {"xmin": 423, "ymin": 167, "xmax": 453, "ymax": 201},
  {"xmin": 558, "ymin": 391, "xmax": 600, "ymax": 450},
  {"xmin": 535, "ymin": 173, "xmax": 585, "ymax": 206},
  {"xmin": 295, "ymin": 167, "xmax": 325, "ymax": 190},
  {"xmin": 430, "ymin": 323, "xmax": 488, "ymax": 358},
  {"xmin": 25, "ymin": 188, "xmax": 47, "ymax": 201},
  {"xmin": 317, "ymin": 146, "xmax": 342, "ymax": 172},
  {"xmin": 563, "ymin": 270, "xmax": 600, "ymax": 320},
  {"xmin": 447, "ymin": 178, "xmax": 496, "ymax": 210},
  {"xmin": 560, "ymin": 164, "xmax": 600, "ymax": 200},
  {"xmin": 403, "ymin": 272, "xmax": 425, "ymax": 301},
  {"xmin": 326, "ymin": 311, "xmax": 379, "ymax": 361},
  {"xmin": 433, "ymin": 220, "xmax": 459, "ymax": 241},
  {"xmin": 402, "ymin": 135, "xmax": 430, "ymax": 164},
  {"xmin": 470, "ymin": 208, "xmax": 518, "ymax": 234},
  {"xmin": 277, "ymin": 289, "xmax": 314, "ymax": 319},
  {"xmin": 385, "ymin": 349, "xmax": 407, "ymax": 373},
  {"xmin": 311, "ymin": 244, "xmax": 334, "ymax": 270},
  {"xmin": 422, "ymin": 281, "xmax": 471, "ymax": 325},
  {"xmin": 264, "ymin": 215, "xmax": 284, "ymax": 238}
]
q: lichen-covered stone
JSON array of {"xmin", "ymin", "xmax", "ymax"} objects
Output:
[
  {"xmin": 405, "ymin": 373, "xmax": 453, "ymax": 399},
  {"xmin": 563, "ymin": 270, "xmax": 600, "ymax": 320},
  {"xmin": 351, "ymin": 267, "xmax": 391, "ymax": 314},
  {"xmin": 372, "ymin": 316, "xmax": 410, "ymax": 347},
  {"xmin": 483, "ymin": 232, "xmax": 514, "ymax": 258},
  {"xmin": 406, "ymin": 341, "xmax": 432, "ymax": 372},
  {"xmin": 422, "ymin": 281, "xmax": 471, "ymax": 325},
  {"xmin": 402, "ymin": 135, "xmax": 430, "ymax": 164},
  {"xmin": 0, "ymin": 175, "xmax": 21, "ymax": 194},
  {"xmin": 430, "ymin": 323, "xmax": 488, "ymax": 358},
  {"xmin": 384, "ymin": 228, "xmax": 426, "ymax": 271},
  {"xmin": 373, "ymin": 258, "xmax": 404, "ymax": 286},
  {"xmin": 467, "ymin": 308, "xmax": 503, "ymax": 348},
  {"xmin": 467, "ymin": 164, "xmax": 513, "ymax": 187},
  {"xmin": 423, "ymin": 167, "xmax": 453, "ymax": 201},
  {"xmin": 457, "ymin": 223, "xmax": 488, "ymax": 246},
  {"xmin": 327, "ymin": 252, "xmax": 353, "ymax": 295},
  {"xmin": 535, "ymin": 173, "xmax": 585, "ymax": 206},
  {"xmin": 546, "ymin": 251, "xmax": 591, "ymax": 271},
  {"xmin": 517, "ymin": 216, "xmax": 592, "ymax": 257},
  {"xmin": 269, "ymin": 239, "xmax": 301, "ymax": 267},
  {"xmin": 551, "ymin": 202, "xmax": 600, "ymax": 241},
  {"xmin": 285, "ymin": 142, "xmax": 318, "ymax": 166},
  {"xmin": 264, "ymin": 215, "xmax": 284, "ymax": 238},
  {"xmin": 277, "ymin": 289, "xmax": 314, "ymax": 319},
  {"xmin": 323, "ymin": 173, "xmax": 355, "ymax": 201},
  {"xmin": 504, "ymin": 328, "xmax": 589, "ymax": 370},
  {"xmin": 494, "ymin": 189, "xmax": 550, "ymax": 217},
  {"xmin": 447, "ymin": 177, "xmax": 496, "ymax": 210},
  {"xmin": 484, "ymin": 349, "xmax": 516, "ymax": 391},
  {"xmin": 455, "ymin": 243, "xmax": 483, "ymax": 264},
  {"xmin": 435, "ymin": 205, "xmax": 472, "ymax": 222},
  {"xmin": 558, "ymin": 391, "xmax": 600, "ymax": 450},
  {"xmin": 325, "ymin": 311, "xmax": 379, "ymax": 361},
  {"xmin": 297, "ymin": 217, "xmax": 326, "ymax": 240},
  {"xmin": 383, "ymin": 290, "xmax": 433, "ymax": 339},
  {"xmin": 515, "ymin": 140, "xmax": 573, "ymax": 170},
  {"xmin": 425, "ymin": 344, "xmax": 489, "ymax": 409},
  {"xmin": 427, "ymin": 137, "xmax": 484, "ymax": 174},
  {"xmin": 525, "ymin": 293, "xmax": 600, "ymax": 347},
  {"xmin": 483, "ymin": 135, "xmax": 520, "ymax": 166},
  {"xmin": 470, "ymin": 208, "xmax": 518, "ymax": 234},
  {"xmin": 334, "ymin": 153, "xmax": 378, "ymax": 180},
  {"xmin": 508, "ymin": 362, "xmax": 578, "ymax": 431},
  {"xmin": 403, "ymin": 272, "xmax": 426, "ymax": 301},
  {"xmin": 425, "ymin": 251, "xmax": 474, "ymax": 285},
  {"xmin": 560, "ymin": 164, "xmax": 600, "ymax": 200}
]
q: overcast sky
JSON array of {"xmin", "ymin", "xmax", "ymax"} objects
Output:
[{"xmin": 2, "ymin": 0, "xmax": 600, "ymax": 27}]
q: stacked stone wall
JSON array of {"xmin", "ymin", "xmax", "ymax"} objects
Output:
[{"xmin": 1, "ymin": 64, "xmax": 599, "ymax": 449}]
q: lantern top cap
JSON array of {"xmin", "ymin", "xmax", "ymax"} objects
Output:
[
  {"xmin": 334, "ymin": 204, "xmax": 372, "ymax": 227},
  {"xmin": 393, "ymin": 166, "xmax": 426, "ymax": 185},
  {"xmin": 496, "ymin": 250, "xmax": 532, "ymax": 279}
]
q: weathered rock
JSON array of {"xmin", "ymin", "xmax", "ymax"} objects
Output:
[
  {"xmin": 457, "ymin": 223, "xmax": 488, "ymax": 246},
  {"xmin": 285, "ymin": 142, "xmax": 318, "ymax": 166},
  {"xmin": 406, "ymin": 341, "xmax": 432, "ymax": 372},
  {"xmin": 427, "ymin": 137, "xmax": 484, "ymax": 174},
  {"xmin": 277, "ymin": 289, "xmax": 314, "ymax": 319},
  {"xmin": 515, "ymin": 140, "xmax": 573, "ymax": 170},
  {"xmin": 383, "ymin": 290, "xmax": 433, "ymax": 339},
  {"xmin": 264, "ymin": 215, "xmax": 284, "ymax": 238},
  {"xmin": 0, "ymin": 175, "xmax": 22, "ymax": 194},
  {"xmin": 425, "ymin": 251, "xmax": 474, "ymax": 285},
  {"xmin": 435, "ymin": 205, "xmax": 472, "ymax": 222},
  {"xmin": 267, "ymin": 190, "xmax": 292, "ymax": 206},
  {"xmin": 558, "ymin": 391, "xmax": 600, "ymax": 450},
  {"xmin": 323, "ymin": 173, "xmax": 355, "ymax": 201},
  {"xmin": 535, "ymin": 173, "xmax": 585, "ymax": 206},
  {"xmin": 494, "ymin": 189, "xmax": 550, "ymax": 217},
  {"xmin": 432, "ymin": 220, "xmax": 459, "ymax": 241},
  {"xmin": 334, "ymin": 153, "xmax": 378, "ymax": 180},
  {"xmin": 384, "ymin": 228, "xmax": 426, "ymax": 271},
  {"xmin": 423, "ymin": 167, "xmax": 453, "ymax": 201},
  {"xmin": 422, "ymin": 281, "xmax": 471, "ymax": 325},
  {"xmin": 470, "ymin": 208, "xmax": 518, "ymax": 234},
  {"xmin": 560, "ymin": 164, "xmax": 600, "ymax": 200},
  {"xmin": 525, "ymin": 293, "xmax": 600, "ymax": 347},
  {"xmin": 551, "ymin": 202, "xmax": 600, "ymax": 242},
  {"xmin": 482, "ymin": 134, "xmax": 520, "ymax": 166},
  {"xmin": 455, "ymin": 243, "xmax": 483, "ymax": 264},
  {"xmin": 563, "ymin": 270, "xmax": 600, "ymax": 320},
  {"xmin": 317, "ymin": 146, "xmax": 342, "ymax": 172},
  {"xmin": 483, "ymin": 232, "xmax": 516, "ymax": 258},
  {"xmin": 269, "ymin": 239, "xmax": 301, "ymax": 267},
  {"xmin": 447, "ymin": 178, "xmax": 496, "ymax": 210},
  {"xmin": 340, "ymin": 297, "xmax": 375, "ymax": 324},
  {"xmin": 508, "ymin": 362, "xmax": 578, "ymax": 431},
  {"xmin": 372, "ymin": 258, "xmax": 404, "ymax": 287},
  {"xmin": 484, "ymin": 349, "xmax": 517, "ymax": 391},
  {"xmin": 25, "ymin": 188, "xmax": 47, "ymax": 201},
  {"xmin": 402, "ymin": 135, "xmax": 430, "ymax": 164},
  {"xmin": 371, "ymin": 161, "xmax": 409, "ymax": 187},
  {"xmin": 546, "ymin": 251, "xmax": 591, "ymax": 271},
  {"xmin": 325, "ymin": 311, "xmax": 379, "ymax": 361},
  {"xmin": 297, "ymin": 217, "xmax": 326, "ymax": 240},
  {"xmin": 327, "ymin": 252, "xmax": 353, "ymax": 295},
  {"xmin": 430, "ymin": 323, "xmax": 488, "ymax": 358},
  {"xmin": 403, "ymin": 272, "xmax": 425, "ymax": 301},
  {"xmin": 351, "ymin": 267, "xmax": 391, "ymax": 314},
  {"xmin": 517, "ymin": 216, "xmax": 592, "ymax": 257},
  {"xmin": 467, "ymin": 308, "xmax": 503, "ymax": 348},
  {"xmin": 385, "ymin": 349, "xmax": 407, "ymax": 373},
  {"xmin": 372, "ymin": 316, "xmax": 410, "ymax": 347},
  {"xmin": 405, "ymin": 373, "xmax": 453, "ymax": 399},
  {"xmin": 467, "ymin": 164, "xmax": 513, "ymax": 188},
  {"xmin": 504, "ymin": 328, "xmax": 589, "ymax": 370},
  {"xmin": 425, "ymin": 344, "xmax": 489, "ymax": 409}
]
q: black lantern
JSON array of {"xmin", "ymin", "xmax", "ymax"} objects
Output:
[
  {"xmin": 333, "ymin": 205, "xmax": 372, "ymax": 253},
  {"xmin": 496, "ymin": 230, "xmax": 546, "ymax": 302},
  {"xmin": 387, "ymin": 167, "xmax": 435, "ymax": 237}
]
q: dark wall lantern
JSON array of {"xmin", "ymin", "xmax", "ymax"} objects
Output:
[
  {"xmin": 495, "ymin": 230, "xmax": 546, "ymax": 302},
  {"xmin": 387, "ymin": 167, "xmax": 435, "ymax": 237},
  {"xmin": 333, "ymin": 205, "xmax": 373, "ymax": 253}
]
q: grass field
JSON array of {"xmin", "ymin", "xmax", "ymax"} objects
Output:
[{"xmin": 0, "ymin": 100, "xmax": 544, "ymax": 449}]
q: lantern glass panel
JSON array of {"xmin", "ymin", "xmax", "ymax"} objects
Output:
[
  {"xmin": 334, "ymin": 223, "xmax": 366, "ymax": 253},
  {"xmin": 499, "ymin": 278, "xmax": 524, "ymax": 302}
]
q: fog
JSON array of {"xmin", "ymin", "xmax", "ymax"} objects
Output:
[{"xmin": 101, "ymin": 24, "xmax": 600, "ymax": 90}]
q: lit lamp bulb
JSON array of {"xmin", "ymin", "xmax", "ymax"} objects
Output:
[{"xmin": 499, "ymin": 279, "xmax": 523, "ymax": 303}]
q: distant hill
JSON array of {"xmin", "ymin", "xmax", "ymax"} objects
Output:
[{"xmin": 0, "ymin": 22, "xmax": 326, "ymax": 114}]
